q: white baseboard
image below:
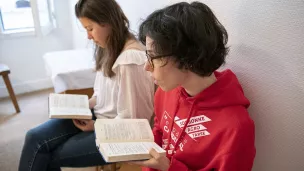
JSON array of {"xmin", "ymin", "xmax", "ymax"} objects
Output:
[{"xmin": 0, "ymin": 78, "xmax": 53, "ymax": 98}]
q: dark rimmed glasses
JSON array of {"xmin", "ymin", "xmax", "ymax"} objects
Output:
[{"xmin": 145, "ymin": 50, "xmax": 173, "ymax": 68}]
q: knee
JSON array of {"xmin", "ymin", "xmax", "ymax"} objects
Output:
[{"xmin": 24, "ymin": 128, "xmax": 42, "ymax": 144}]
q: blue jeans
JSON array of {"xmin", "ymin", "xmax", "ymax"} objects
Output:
[{"xmin": 18, "ymin": 119, "xmax": 107, "ymax": 171}]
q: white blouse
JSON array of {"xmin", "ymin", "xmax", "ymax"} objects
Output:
[{"xmin": 92, "ymin": 49, "xmax": 154, "ymax": 120}]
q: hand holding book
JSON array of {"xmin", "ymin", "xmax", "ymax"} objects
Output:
[
  {"xmin": 73, "ymin": 119, "xmax": 95, "ymax": 131},
  {"xmin": 130, "ymin": 148, "xmax": 170, "ymax": 171}
]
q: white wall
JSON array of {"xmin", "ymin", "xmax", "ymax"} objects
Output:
[
  {"xmin": 115, "ymin": 0, "xmax": 169, "ymax": 34},
  {"xmin": 0, "ymin": 0, "xmax": 73, "ymax": 98}
]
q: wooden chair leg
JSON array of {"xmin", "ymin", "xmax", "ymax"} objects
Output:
[
  {"xmin": 110, "ymin": 163, "xmax": 116, "ymax": 171},
  {"xmin": 96, "ymin": 166, "xmax": 102, "ymax": 171},
  {"xmin": 3, "ymin": 74, "xmax": 20, "ymax": 113}
]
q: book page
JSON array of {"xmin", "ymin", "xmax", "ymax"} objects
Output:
[
  {"xmin": 49, "ymin": 93, "xmax": 89, "ymax": 109},
  {"xmin": 99, "ymin": 142, "xmax": 166, "ymax": 159},
  {"xmin": 49, "ymin": 93, "xmax": 91, "ymax": 118},
  {"xmin": 95, "ymin": 119, "xmax": 154, "ymax": 143}
]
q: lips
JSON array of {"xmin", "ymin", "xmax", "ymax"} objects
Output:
[
  {"xmin": 154, "ymin": 79, "xmax": 158, "ymax": 85},
  {"xmin": 151, "ymin": 76, "xmax": 159, "ymax": 85}
]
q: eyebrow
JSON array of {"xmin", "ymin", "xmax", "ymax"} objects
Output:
[{"xmin": 84, "ymin": 24, "xmax": 93, "ymax": 29}]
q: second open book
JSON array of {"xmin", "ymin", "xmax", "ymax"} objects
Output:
[
  {"xmin": 94, "ymin": 119, "xmax": 166, "ymax": 162},
  {"xmin": 48, "ymin": 93, "xmax": 92, "ymax": 119}
]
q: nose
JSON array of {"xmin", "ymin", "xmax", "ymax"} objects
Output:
[
  {"xmin": 87, "ymin": 32, "xmax": 93, "ymax": 40},
  {"xmin": 144, "ymin": 61, "xmax": 152, "ymax": 72}
]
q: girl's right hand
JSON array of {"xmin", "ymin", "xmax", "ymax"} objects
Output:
[{"xmin": 72, "ymin": 119, "xmax": 95, "ymax": 132}]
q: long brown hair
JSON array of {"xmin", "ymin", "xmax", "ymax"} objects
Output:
[{"xmin": 75, "ymin": 0, "xmax": 134, "ymax": 77}]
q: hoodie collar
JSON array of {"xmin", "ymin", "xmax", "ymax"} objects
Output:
[{"xmin": 179, "ymin": 69, "xmax": 250, "ymax": 109}]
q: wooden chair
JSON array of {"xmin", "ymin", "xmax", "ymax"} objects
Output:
[{"xmin": 0, "ymin": 64, "xmax": 20, "ymax": 113}]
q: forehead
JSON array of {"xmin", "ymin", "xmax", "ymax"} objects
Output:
[{"xmin": 79, "ymin": 17, "xmax": 93, "ymax": 26}]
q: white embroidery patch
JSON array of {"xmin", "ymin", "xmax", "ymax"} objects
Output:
[
  {"xmin": 175, "ymin": 114, "xmax": 212, "ymax": 140},
  {"xmin": 162, "ymin": 111, "xmax": 212, "ymax": 151}
]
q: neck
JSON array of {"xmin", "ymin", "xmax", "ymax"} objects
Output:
[{"xmin": 182, "ymin": 72, "xmax": 217, "ymax": 97}]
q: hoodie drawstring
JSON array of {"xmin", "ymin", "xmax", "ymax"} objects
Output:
[{"xmin": 166, "ymin": 90, "xmax": 197, "ymax": 157}]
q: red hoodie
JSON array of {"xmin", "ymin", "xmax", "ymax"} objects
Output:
[{"xmin": 143, "ymin": 69, "xmax": 255, "ymax": 171}]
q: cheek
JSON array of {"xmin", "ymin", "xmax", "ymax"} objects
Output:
[
  {"xmin": 154, "ymin": 67, "xmax": 182, "ymax": 85},
  {"xmin": 156, "ymin": 72, "xmax": 183, "ymax": 91},
  {"xmin": 152, "ymin": 67, "xmax": 166, "ymax": 81},
  {"xmin": 152, "ymin": 60, "xmax": 186, "ymax": 90},
  {"xmin": 99, "ymin": 27, "xmax": 111, "ymax": 41},
  {"xmin": 93, "ymin": 30, "xmax": 103, "ymax": 41}
]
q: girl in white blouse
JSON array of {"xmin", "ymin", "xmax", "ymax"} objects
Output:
[{"xmin": 18, "ymin": 0, "xmax": 154, "ymax": 170}]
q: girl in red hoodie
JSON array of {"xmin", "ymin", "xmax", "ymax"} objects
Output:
[{"xmin": 133, "ymin": 1, "xmax": 256, "ymax": 171}]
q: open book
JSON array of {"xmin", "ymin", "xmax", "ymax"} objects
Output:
[
  {"xmin": 94, "ymin": 119, "xmax": 166, "ymax": 162},
  {"xmin": 48, "ymin": 93, "xmax": 92, "ymax": 119}
]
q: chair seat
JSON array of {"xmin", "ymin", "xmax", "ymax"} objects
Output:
[{"xmin": 0, "ymin": 64, "xmax": 10, "ymax": 74}]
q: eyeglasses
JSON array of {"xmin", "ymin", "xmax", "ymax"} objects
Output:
[{"xmin": 145, "ymin": 50, "xmax": 173, "ymax": 68}]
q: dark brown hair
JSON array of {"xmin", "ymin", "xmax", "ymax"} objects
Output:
[
  {"xmin": 75, "ymin": 0, "xmax": 134, "ymax": 77},
  {"xmin": 139, "ymin": 1, "xmax": 229, "ymax": 77}
]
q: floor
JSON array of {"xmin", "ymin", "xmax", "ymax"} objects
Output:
[{"xmin": 0, "ymin": 89, "xmax": 52, "ymax": 171}]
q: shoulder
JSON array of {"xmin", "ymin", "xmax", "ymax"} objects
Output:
[
  {"xmin": 215, "ymin": 106, "xmax": 255, "ymax": 135},
  {"xmin": 112, "ymin": 49, "xmax": 146, "ymax": 72}
]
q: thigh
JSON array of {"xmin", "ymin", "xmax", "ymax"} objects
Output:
[
  {"xmin": 25, "ymin": 119, "xmax": 81, "ymax": 150},
  {"xmin": 19, "ymin": 119, "xmax": 81, "ymax": 171},
  {"xmin": 51, "ymin": 131, "xmax": 107, "ymax": 168}
]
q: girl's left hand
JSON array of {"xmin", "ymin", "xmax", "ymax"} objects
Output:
[{"xmin": 130, "ymin": 148, "xmax": 170, "ymax": 171}]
